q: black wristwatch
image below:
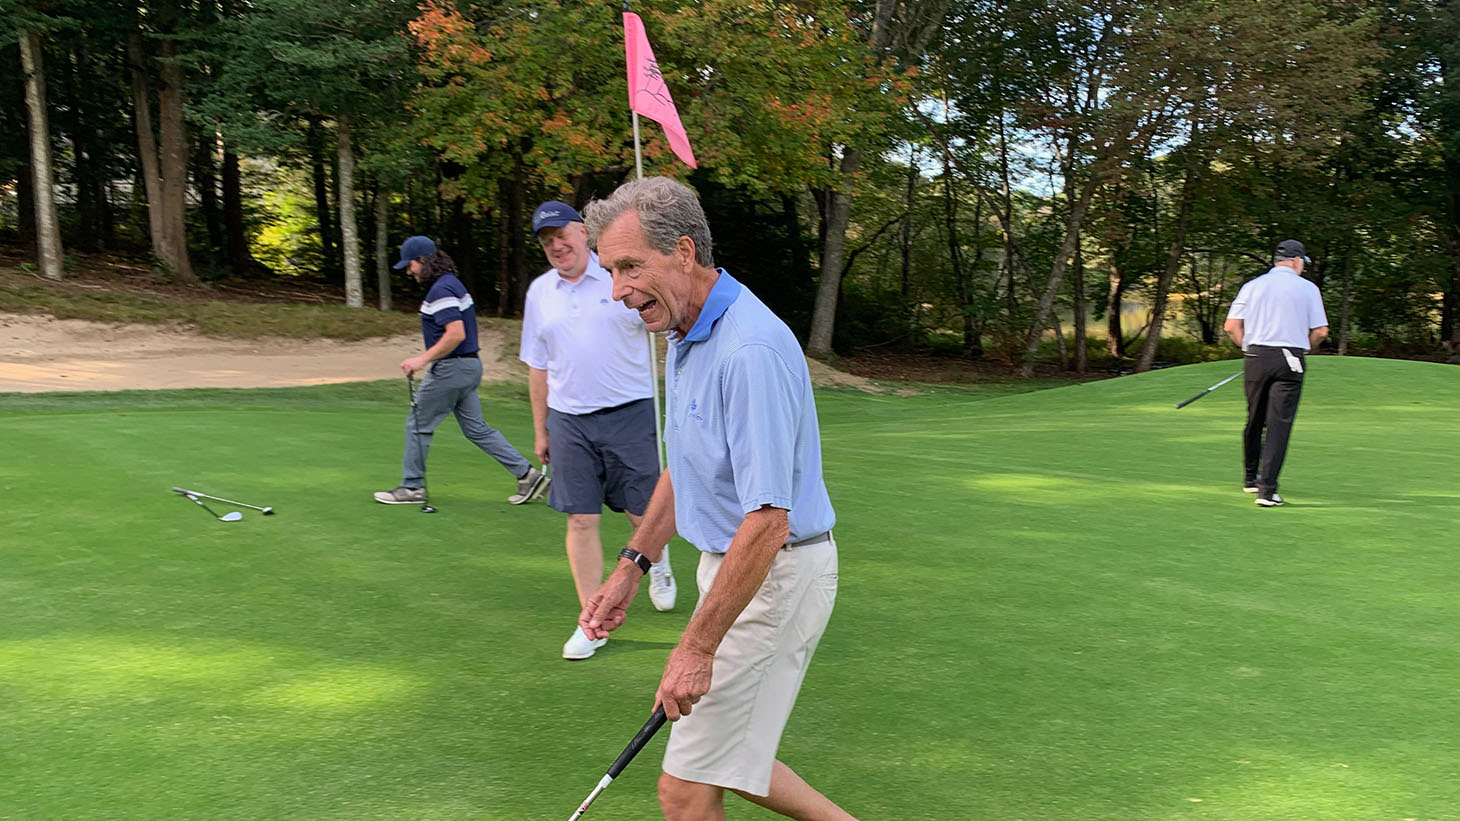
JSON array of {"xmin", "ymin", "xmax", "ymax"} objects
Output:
[{"xmin": 618, "ymin": 547, "xmax": 652, "ymax": 575}]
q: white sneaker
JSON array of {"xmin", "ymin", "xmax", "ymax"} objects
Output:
[
  {"xmin": 562, "ymin": 626, "xmax": 607, "ymax": 660},
  {"xmin": 1256, "ymin": 493, "xmax": 1284, "ymax": 507},
  {"xmin": 648, "ymin": 547, "xmax": 677, "ymax": 612}
]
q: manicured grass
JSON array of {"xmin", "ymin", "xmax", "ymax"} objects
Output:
[{"xmin": 2, "ymin": 358, "xmax": 1458, "ymax": 819}]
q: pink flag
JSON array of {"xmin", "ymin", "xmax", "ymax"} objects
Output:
[{"xmin": 623, "ymin": 12, "xmax": 697, "ymax": 169}]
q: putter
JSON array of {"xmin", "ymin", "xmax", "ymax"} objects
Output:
[
  {"xmin": 171, "ymin": 486, "xmax": 274, "ymax": 515},
  {"xmin": 1175, "ymin": 370, "xmax": 1242, "ymax": 409},
  {"xmin": 569, "ymin": 707, "xmax": 667, "ymax": 819},
  {"xmin": 407, "ymin": 374, "xmax": 437, "ymax": 513},
  {"xmin": 183, "ymin": 493, "xmax": 243, "ymax": 522}
]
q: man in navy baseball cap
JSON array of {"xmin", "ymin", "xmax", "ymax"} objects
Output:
[
  {"xmin": 393, "ymin": 235, "xmax": 437, "ymax": 270},
  {"xmin": 531, "ymin": 201, "xmax": 583, "ymax": 235}
]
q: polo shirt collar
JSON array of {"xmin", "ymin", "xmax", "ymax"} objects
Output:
[
  {"xmin": 555, "ymin": 252, "xmax": 605, "ymax": 286},
  {"xmin": 678, "ymin": 269, "xmax": 741, "ymax": 343}
]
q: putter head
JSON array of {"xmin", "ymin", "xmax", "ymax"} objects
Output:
[
  {"xmin": 221, "ymin": 512, "xmax": 244, "ymax": 522},
  {"xmin": 421, "ymin": 505, "xmax": 437, "ymax": 514},
  {"xmin": 262, "ymin": 507, "xmax": 275, "ymax": 515}
]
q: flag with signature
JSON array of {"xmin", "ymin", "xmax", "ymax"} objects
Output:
[{"xmin": 623, "ymin": 12, "xmax": 696, "ymax": 169}]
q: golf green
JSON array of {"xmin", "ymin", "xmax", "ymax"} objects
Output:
[{"xmin": 1, "ymin": 357, "xmax": 1456, "ymax": 819}]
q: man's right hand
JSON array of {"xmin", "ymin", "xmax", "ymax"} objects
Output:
[
  {"xmin": 534, "ymin": 432, "xmax": 550, "ymax": 466},
  {"xmin": 579, "ymin": 564, "xmax": 642, "ymax": 640}
]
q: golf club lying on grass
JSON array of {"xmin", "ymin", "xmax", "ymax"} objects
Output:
[
  {"xmin": 568, "ymin": 706, "xmax": 667, "ymax": 819},
  {"xmin": 407, "ymin": 374, "xmax": 437, "ymax": 514},
  {"xmin": 171, "ymin": 486, "xmax": 274, "ymax": 515},
  {"xmin": 181, "ymin": 493, "xmax": 243, "ymax": 522},
  {"xmin": 1175, "ymin": 370, "xmax": 1242, "ymax": 409}
]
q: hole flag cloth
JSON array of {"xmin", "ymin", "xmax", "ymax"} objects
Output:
[{"xmin": 623, "ymin": 11, "xmax": 697, "ymax": 169}]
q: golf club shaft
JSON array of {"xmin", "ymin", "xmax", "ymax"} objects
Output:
[
  {"xmin": 172, "ymin": 487, "xmax": 268, "ymax": 512},
  {"xmin": 407, "ymin": 374, "xmax": 435, "ymax": 512},
  {"xmin": 185, "ymin": 494, "xmax": 227, "ymax": 520},
  {"xmin": 568, "ymin": 707, "xmax": 667, "ymax": 819},
  {"xmin": 1174, "ymin": 370, "xmax": 1242, "ymax": 409}
]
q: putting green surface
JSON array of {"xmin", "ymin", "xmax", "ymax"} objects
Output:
[{"xmin": 2, "ymin": 358, "xmax": 1457, "ymax": 819}]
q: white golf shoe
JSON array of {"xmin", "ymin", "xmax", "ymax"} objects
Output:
[
  {"xmin": 648, "ymin": 547, "xmax": 677, "ymax": 612},
  {"xmin": 562, "ymin": 626, "xmax": 607, "ymax": 660}
]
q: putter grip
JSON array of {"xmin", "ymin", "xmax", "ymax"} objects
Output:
[
  {"xmin": 1174, "ymin": 392, "xmax": 1205, "ymax": 409},
  {"xmin": 606, "ymin": 707, "xmax": 667, "ymax": 778}
]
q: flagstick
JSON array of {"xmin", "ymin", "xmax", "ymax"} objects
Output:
[{"xmin": 632, "ymin": 105, "xmax": 665, "ymax": 470}]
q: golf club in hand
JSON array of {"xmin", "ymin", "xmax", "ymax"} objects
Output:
[
  {"xmin": 1175, "ymin": 370, "xmax": 1242, "ymax": 409},
  {"xmin": 182, "ymin": 493, "xmax": 243, "ymax": 522},
  {"xmin": 171, "ymin": 486, "xmax": 274, "ymax": 515},
  {"xmin": 568, "ymin": 707, "xmax": 667, "ymax": 819},
  {"xmin": 406, "ymin": 374, "xmax": 437, "ymax": 513}
]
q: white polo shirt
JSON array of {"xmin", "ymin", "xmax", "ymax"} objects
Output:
[
  {"xmin": 1226, "ymin": 266, "xmax": 1328, "ymax": 351},
  {"xmin": 519, "ymin": 252, "xmax": 654, "ymax": 415}
]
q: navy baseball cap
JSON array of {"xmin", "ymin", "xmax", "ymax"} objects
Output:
[
  {"xmin": 1275, "ymin": 239, "xmax": 1309, "ymax": 263},
  {"xmin": 393, "ymin": 235, "xmax": 437, "ymax": 269},
  {"xmin": 532, "ymin": 201, "xmax": 583, "ymax": 235}
]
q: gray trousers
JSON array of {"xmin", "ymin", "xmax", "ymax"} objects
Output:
[{"xmin": 402, "ymin": 357, "xmax": 531, "ymax": 488}]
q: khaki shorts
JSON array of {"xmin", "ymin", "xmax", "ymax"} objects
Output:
[{"xmin": 661, "ymin": 535, "xmax": 839, "ymax": 796}]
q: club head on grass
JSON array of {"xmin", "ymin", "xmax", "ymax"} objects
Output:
[{"xmin": 221, "ymin": 511, "xmax": 243, "ymax": 522}]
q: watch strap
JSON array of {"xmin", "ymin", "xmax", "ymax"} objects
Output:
[{"xmin": 618, "ymin": 547, "xmax": 652, "ymax": 575}]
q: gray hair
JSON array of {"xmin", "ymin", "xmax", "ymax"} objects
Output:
[{"xmin": 583, "ymin": 177, "xmax": 714, "ymax": 268}]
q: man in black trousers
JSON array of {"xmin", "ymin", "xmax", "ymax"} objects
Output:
[{"xmin": 1223, "ymin": 239, "xmax": 1330, "ymax": 507}]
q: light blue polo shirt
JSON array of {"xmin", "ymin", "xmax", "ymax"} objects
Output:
[{"xmin": 665, "ymin": 270, "xmax": 835, "ymax": 554}]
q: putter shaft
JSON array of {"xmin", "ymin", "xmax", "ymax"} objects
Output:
[
  {"xmin": 172, "ymin": 486, "xmax": 273, "ymax": 514},
  {"xmin": 1175, "ymin": 370, "xmax": 1242, "ymax": 409},
  {"xmin": 568, "ymin": 707, "xmax": 667, "ymax": 819}
]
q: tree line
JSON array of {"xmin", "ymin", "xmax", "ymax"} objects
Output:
[{"xmin": 3, "ymin": 0, "xmax": 1458, "ymax": 369}]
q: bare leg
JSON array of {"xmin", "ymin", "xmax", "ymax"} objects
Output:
[
  {"xmin": 658, "ymin": 772, "xmax": 725, "ymax": 821},
  {"xmin": 565, "ymin": 513, "xmax": 603, "ymax": 608},
  {"xmin": 730, "ymin": 760, "xmax": 857, "ymax": 820}
]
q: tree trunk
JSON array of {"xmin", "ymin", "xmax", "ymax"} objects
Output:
[
  {"xmin": 222, "ymin": 148, "xmax": 251, "ymax": 275},
  {"xmin": 496, "ymin": 186, "xmax": 511, "ymax": 317},
  {"xmin": 1135, "ymin": 152, "xmax": 1204, "ymax": 373},
  {"xmin": 945, "ymin": 157, "xmax": 981, "ymax": 358},
  {"xmin": 62, "ymin": 44, "xmax": 99, "ymax": 249},
  {"xmin": 337, "ymin": 116, "xmax": 363, "ymax": 307},
  {"xmin": 900, "ymin": 147, "xmax": 916, "ymax": 299},
  {"xmin": 195, "ymin": 131, "xmax": 224, "ymax": 259},
  {"xmin": 806, "ymin": 146, "xmax": 863, "ymax": 356},
  {"xmin": 509, "ymin": 173, "xmax": 528, "ymax": 316},
  {"xmin": 156, "ymin": 33, "xmax": 194, "ymax": 281},
  {"xmin": 1072, "ymin": 240, "xmax": 1087, "ymax": 372},
  {"xmin": 19, "ymin": 31, "xmax": 64, "ymax": 281},
  {"xmin": 1106, "ymin": 261, "xmax": 1125, "ymax": 357},
  {"xmin": 127, "ymin": 31, "xmax": 164, "ymax": 257},
  {"xmin": 1019, "ymin": 176, "xmax": 1099, "ymax": 376},
  {"xmin": 308, "ymin": 116, "xmax": 336, "ymax": 280},
  {"xmin": 16, "ymin": 156, "xmax": 36, "ymax": 252},
  {"xmin": 376, "ymin": 182, "xmax": 391, "ymax": 311}
]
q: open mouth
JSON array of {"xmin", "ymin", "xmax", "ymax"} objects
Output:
[{"xmin": 634, "ymin": 298, "xmax": 658, "ymax": 316}]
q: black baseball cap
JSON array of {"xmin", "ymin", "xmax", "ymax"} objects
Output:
[
  {"xmin": 532, "ymin": 201, "xmax": 583, "ymax": 235},
  {"xmin": 394, "ymin": 235, "xmax": 437, "ymax": 269},
  {"xmin": 1275, "ymin": 239, "xmax": 1309, "ymax": 262}
]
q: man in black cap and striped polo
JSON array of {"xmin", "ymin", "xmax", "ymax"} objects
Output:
[
  {"xmin": 1224, "ymin": 239, "xmax": 1330, "ymax": 507},
  {"xmin": 374, "ymin": 235, "xmax": 548, "ymax": 507}
]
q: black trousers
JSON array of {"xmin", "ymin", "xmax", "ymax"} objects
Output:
[{"xmin": 1243, "ymin": 345, "xmax": 1306, "ymax": 495}]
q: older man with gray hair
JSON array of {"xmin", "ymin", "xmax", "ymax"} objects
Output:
[{"xmin": 578, "ymin": 177, "xmax": 854, "ymax": 820}]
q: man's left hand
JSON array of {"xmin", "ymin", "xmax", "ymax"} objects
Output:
[
  {"xmin": 655, "ymin": 644, "xmax": 714, "ymax": 721},
  {"xmin": 401, "ymin": 355, "xmax": 429, "ymax": 377}
]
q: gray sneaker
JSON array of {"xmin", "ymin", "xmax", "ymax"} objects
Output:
[
  {"xmin": 508, "ymin": 467, "xmax": 549, "ymax": 505},
  {"xmin": 374, "ymin": 486, "xmax": 425, "ymax": 505}
]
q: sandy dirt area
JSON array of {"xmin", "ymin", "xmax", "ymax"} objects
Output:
[
  {"xmin": 0, "ymin": 313, "xmax": 519, "ymax": 393},
  {"xmin": 0, "ymin": 312, "xmax": 878, "ymax": 393}
]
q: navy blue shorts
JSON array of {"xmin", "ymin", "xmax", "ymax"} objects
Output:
[{"xmin": 545, "ymin": 398, "xmax": 660, "ymax": 515}]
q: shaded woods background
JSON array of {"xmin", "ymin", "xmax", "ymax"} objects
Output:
[{"xmin": 4, "ymin": 0, "xmax": 1459, "ymax": 370}]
